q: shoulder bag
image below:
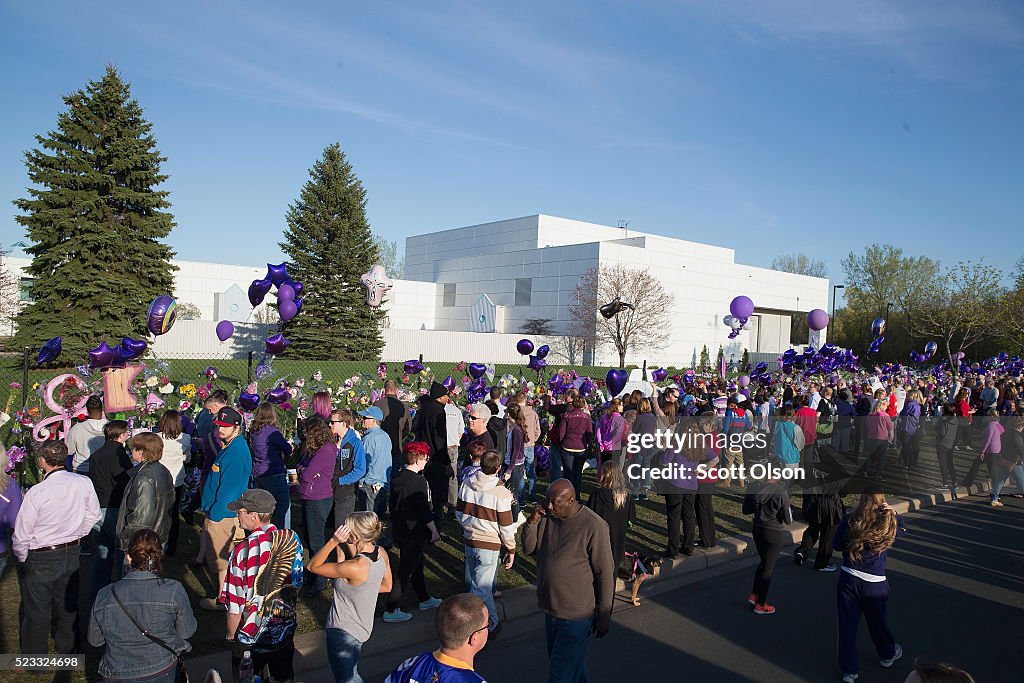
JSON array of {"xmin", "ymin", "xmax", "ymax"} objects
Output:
[{"xmin": 111, "ymin": 585, "xmax": 189, "ymax": 683}]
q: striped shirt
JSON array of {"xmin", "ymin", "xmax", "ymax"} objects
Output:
[{"xmin": 456, "ymin": 472, "xmax": 516, "ymax": 552}]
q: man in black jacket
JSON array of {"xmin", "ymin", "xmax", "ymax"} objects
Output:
[
  {"xmin": 375, "ymin": 379, "xmax": 412, "ymax": 469},
  {"xmin": 87, "ymin": 420, "xmax": 132, "ymax": 600},
  {"xmin": 417, "ymin": 382, "xmax": 452, "ymax": 526}
]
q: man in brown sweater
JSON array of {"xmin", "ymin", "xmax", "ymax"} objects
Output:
[{"xmin": 522, "ymin": 478, "xmax": 614, "ymax": 682}]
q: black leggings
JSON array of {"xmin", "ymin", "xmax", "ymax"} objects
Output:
[
  {"xmin": 664, "ymin": 493, "xmax": 695, "ymax": 556},
  {"xmin": 751, "ymin": 525, "xmax": 784, "ymax": 604},
  {"xmin": 166, "ymin": 485, "xmax": 183, "ymax": 555},
  {"xmin": 386, "ymin": 536, "xmax": 429, "ymax": 611},
  {"xmin": 936, "ymin": 446, "xmax": 957, "ymax": 486},
  {"xmin": 695, "ymin": 489, "xmax": 716, "ymax": 547}
]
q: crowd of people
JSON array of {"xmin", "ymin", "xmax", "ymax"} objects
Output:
[{"xmin": 0, "ymin": 365, "xmax": 1011, "ymax": 682}]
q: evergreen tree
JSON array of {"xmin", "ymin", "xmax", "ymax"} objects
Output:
[
  {"xmin": 699, "ymin": 345, "xmax": 710, "ymax": 371},
  {"xmin": 14, "ymin": 66, "xmax": 175, "ymax": 359},
  {"xmin": 741, "ymin": 348, "xmax": 750, "ymax": 370},
  {"xmin": 280, "ymin": 143, "xmax": 382, "ymax": 360},
  {"xmin": 716, "ymin": 345, "xmax": 724, "ymax": 373}
]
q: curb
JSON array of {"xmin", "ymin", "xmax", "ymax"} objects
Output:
[{"xmin": 184, "ymin": 481, "xmax": 992, "ymax": 679}]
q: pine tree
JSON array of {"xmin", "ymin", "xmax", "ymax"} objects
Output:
[
  {"xmin": 741, "ymin": 348, "xmax": 750, "ymax": 370},
  {"xmin": 716, "ymin": 345, "xmax": 725, "ymax": 373},
  {"xmin": 13, "ymin": 66, "xmax": 176, "ymax": 360},
  {"xmin": 280, "ymin": 143, "xmax": 382, "ymax": 360},
  {"xmin": 699, "ymin": 345, "xmax": 710, "ymax": 371}
]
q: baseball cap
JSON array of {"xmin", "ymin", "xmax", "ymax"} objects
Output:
[
  {"xmin": 213, "ymin": 406, "xmax": 243, "ymax": 427},
  {"xmin": 358, "ymin": 406, "xmax": 384, "ymax": 421},
  {"xmin": 227, "ymin": 489, "xmax": 277, "ymax": 514},
  {"xmin": 468, "ymin": 403, "xmax": 490, "ymax": 421}
]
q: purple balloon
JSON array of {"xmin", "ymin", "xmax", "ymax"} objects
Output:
[
  {"xmin": 267, "ymin": 262, "xmax": 290, "ymax": 286},
  {"xmin": 739, "ymin": 375, "xmax": 750, "ymax": 388},
  {"xmin": 88, "ymin": 341, "xmax": 115, "ymax": 369},
  {"xmin": 651, "ymin": 367, "xmax": 668, "ymax": 382},
  {"xmin": 729, "ymin": 296, "xmax": 754, "ymax": 320},
  {"xmin": 403, "ymin": 359, "xmax": 424, "ymax": 375},
  {"xmin": 291, "ymin": 281, "xmax": 304, "ymax": 297},
  {"xmin": 527, "ymin": 355, "xmax": 547, "ymax": 372},
  {"xmin": 294, "ymin": 297, "xmax": 304, "ymax": 314},
  {"xmin": 536, "ymin": 344, "xmax": 550, "ymax": 359},
  {"xmin": 266, "ymin": 386, "xmax": 290, "ymax": 404},
  {"xmin": 279, "ymin": 299, "xmax": 298, "ymax": 322},
  {"xmin": 277, "ymin": 284, "xmax": 295, "ymax": 303},
  {"xmin": 216, "ymin": 320, "xmax": 235, "ymax": 342},
  {"xmin": 119, "ymin": 337, "xmax": 148, "ymax": 359},
  {"xmin": 606, "ymin": 369, "xmax": 628, "ymax": 397},
  {"xmin": 549, "ymin": 374, "xmax": 564, "ymax": 390},
  {"xmin": 516, "ymin": 339, "xmax": 535, "ymax": 356},
  {"xmin": 807, "ymin": 309, "xmax": 829, "ymax": 331},
  {"xmin": 147, "ymin": 295, "xmax": 177, "ymax": 336},
  {"xmin": 265, "ymin": 333, "xmax": 291, "ymax": 355},
  {"xmin": 248, "ymin": 278, "xmax": 272, "ymax": 307},
  {"xmin": 442, "ymin": 375, "xmax": 455, "ymax": 390},
  {"xmin": 108, "ymin": 346, "xmax": 128, "ymax": 368},
  {"xmin": 468, "ymin": 363, "xmax": 487, "ymax": 379},
  {"xmin": 36, "ymin": 336, "xmax": 62, "ymax": 365},
  {"xmin": 238, "ymin": 392, "xmax": 261, "ymax": 412}
]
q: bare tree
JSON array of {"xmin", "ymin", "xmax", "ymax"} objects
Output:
[
  {"xmin": 253, "ymin": 304, "xmax": 280, "ymax": 325},
  {"xmin": 550, "ymin": 335, "xmax": 586, "ymax": 366},
  {"xmin": 914, "ymin": 261, "xmax": 1003, "ymax": 373},
  {"xmin": 568, "ymin": 264, "xmax": 674, "ymax": 366},
  {"xmin": 521, "ymin": 318, "xmax": 554, "ymax": 335},
  {"xmin": 372, "ymin": 235, "xmax": 405, "ymax": 279},
  {"xmin": 771, "ymin": 253, "xmax": 828, "ymax": 278},
  {"xmin": 0, "ymin": 249, "xmax": 21, "ymax": 336},
  {"xmin": 176, "ymin": 302, "xmax": 202, "ymax": 320}
]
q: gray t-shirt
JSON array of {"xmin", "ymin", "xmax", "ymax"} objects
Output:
[{"xmin": 326, "ymin": 549, "xmax": 387, "ymax": 642}]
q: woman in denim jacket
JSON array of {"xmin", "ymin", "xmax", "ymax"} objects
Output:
[{"xmin": 89, "ymin": 529, "xmax": 196, "ymax": 682}]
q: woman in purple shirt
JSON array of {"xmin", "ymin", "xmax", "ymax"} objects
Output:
[
  {"xmin": 865, "ymin": 393, "xmax": 894, "ymax": 479},
  {"xmin": 298, "ymin": 417, "xmax": 338, "ymax": 594},
  {"xmin": 249, "ymin": 402, "xmax": 293, "ymax": 529},
  {"xmin": 0, "ymin": 446, "xmax": 24, "ymax": 579},
  {"xmin": 596, "ymin": 399, "xmax": 625, "ymax": 476}
]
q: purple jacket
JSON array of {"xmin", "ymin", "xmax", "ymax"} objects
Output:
[
  {"xmin": 250, "ymin": 427, "xmax": 293, "ymax": 478},
  {"xmin": 557, "ymin": 408, "xmax": 593, "ymax": 452},
  {"xmin": 597, "ymin": 412, "xmax": 625, "ymax": 452},
  {"xmin": 299, "ymin": 442, "xmax": 338, "ymax": 500},
  {"xmin": 505, "ymin": 423, "xmax": 525, "ymax": 467},
  {"xmin": 981, "ymin": 420, "xmax": 1004, "ymax": 455},
  {"xmin": 0, "ymin": 477, "xmax": 23, "ymax": 555}
]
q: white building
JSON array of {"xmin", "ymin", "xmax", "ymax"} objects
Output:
[{"xmin": 3, "ymin": 215, "xmax": 828, "ymax": 364}]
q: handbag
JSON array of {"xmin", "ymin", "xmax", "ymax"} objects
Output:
[{"xmin": 111, "ymin": 585, "xmax": 189, "ymax": 683}]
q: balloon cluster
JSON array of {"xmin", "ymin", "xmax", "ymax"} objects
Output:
[
  {"xmin": 88, "ymin": 336, "xmax": 149, "ymax": 370},
  {"xmin": 778, "ymin": 343, "xmax": 859, "ymax": 379},
  {"xmin": 724, "ymin": 296, "xmax": 754, "ymax": 339},
  {"xmin": 360, "ymin": 264, "xmax": 394, "ymax": 308},
  {"xmin": 248, "ymin": 263, "xmax": 305, "ymax": 323},
  {"xmin": 517, "ymin": 339, "xmax": 549, "ymax": 374},
  {"xmin": 868, "ymin": 317, "xmax": 886, "ymax": 355},
  {"xmin": 909, "ymin": 340, "xmax": 938, "ymax": 363}
]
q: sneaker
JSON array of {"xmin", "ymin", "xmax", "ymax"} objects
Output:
[
  {"xmin": 747, "ymin": 593, "xmax": 757, "ymax": 606},
  {"xmin": 842, "ymin": 674, "xmax": 859, "ymax": 683},
  {"xmin": 793, "ymin": 551, "xmax": 805, "ymax": 566},
  {"xmin": 991, "ymin": 500, "xmax": 1004, "ymax": 507},
  {"xmin": 198, "ymin": 597, "xmax": 224, "ymax": 611},
  {"xmin": 419, "ymin": 597, "xmax": 443, "ymax": 610},
  {"xmin": 937, "ymin": 484, "xmax": 951, "ymax": 490},
  {"xmin": 383, "ymin": 609, "xmax": 412, "ymax": 623},
  {"xmin": 880, "ymin": 644, "xmax": 903, "ymax": 668},
  {"xmin": 753, "ymin": 603, "xmax": 776, "ymax": 615},
  {"xmin": 817, "ymin": 564, "xmax": 838, "ymax": 573}
]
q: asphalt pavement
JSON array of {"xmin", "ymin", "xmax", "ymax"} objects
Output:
[{"xmin": 340, "ymin": 492, "xmax": 1023, "ymax": 683}]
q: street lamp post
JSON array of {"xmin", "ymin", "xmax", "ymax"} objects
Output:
[
  {"xmin": 832, "ymin": 284, "xmax": 845, "ymax": 322},
  {"xmin": 885, "ymin": 302, "xmax": 894, "ymax": 330}
]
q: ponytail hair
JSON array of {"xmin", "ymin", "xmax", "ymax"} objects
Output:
[{"xmin": 127, "ymin": 529, "xmax": 163, "ymax": 575}]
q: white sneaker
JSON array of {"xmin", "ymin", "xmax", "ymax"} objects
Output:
[
  {"xmin": 817, "ymin": 564, "xmax": 838, "ymax": 573},
  {"xmin": 383, "ymin": 609, "xmax": 412, "ymax": 623},
  {"xmin": 419, "ymin": 596, "xmax": 442, "ymax": 610},
  {"xmin": 841, "ymin": 674, "xmax": 858, "ymax": 683},
  {"xmin": 880, "ymin": 643, "xmax": 903, "ymax": 668}
]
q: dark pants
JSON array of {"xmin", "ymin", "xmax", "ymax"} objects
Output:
[
  {"xmin": 750, "ymin": 525, "xmax": 783, "ymax": 604},
  {"xmin": 837, "ymin": 571, "xmax": 897, "ymax": 676},
  {"xmin": 19, "ymin": 544, "xmax": 81, "ymax": 654},
  {"xmin": 664, "ymin": 493, "xmax": 695, "ymax": 556},
  {"xmin": 254, "ymin": 473, "xmax": 291, "ymax": 529},
  {"xmin": 231, "ymin": 638, "xmax": 294, "ymax": 683},
  {"xmin": 333, "ymin": 490, "xmax": 357, "ymax": 531},
  {"xmin": 301, "ymin": 497, "xmax": 332, "ymax": 586},
  {"xmin": 796, "ymin": 518, "xmax": 836, "ymax": 569},
  {"xmin": 562, "ymin": 450, "xmax": 586, "ymax": 497},
  {"xmin": 899, "ymin": 430, "xmax": 921, "ymax": 468},
  {"xmin": 386, "ymin": 536, "xmax": 429, "ymax": 611},
  {"xmin": 695, "ymin": 489, "xmax": 716, "ymax": 547},
  {"xmin": 166, "ymin": 486, "xmax": 183, "ymax": 555},
  {"xmin": 936, "ymin": 446, "xmax": 957, "ymax": 486},
  {"xmin": 866, "ymin": 438, "xmax": 889, "ymax": 478},
  {"xmin": 423, "ymin": 461, "xmax": 450, "ymax": 526},
  {"xmin": 544, "ymin": 613, "xmax": 593, "ymax": 683},
  {"xmin": 963, "ymin": 454, "xmax": 993, "ymax": 487},
  {"xmin": 90, "ymin": 507, "xmax": 124, "ymax": 602}
]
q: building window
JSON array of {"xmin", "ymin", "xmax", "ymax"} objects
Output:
[
  {"xmin": 443, "ymin": 283, "xmax": 456, "ymax": 307},
  {"xmin": 515, "ymin": 278, "xmax": 532, "ymax": 306},
  {"xmin": 19, "ymin": 277, "xmax": 33, "ymax": 302}
]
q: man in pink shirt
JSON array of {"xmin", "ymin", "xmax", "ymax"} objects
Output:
[
  {"xmin": 794, "ymin": 395, "xmax": 819, "ymax": 473},
  {"xmin": 13, "ymin": 440, "xmax": 101, "ymax": 654}
]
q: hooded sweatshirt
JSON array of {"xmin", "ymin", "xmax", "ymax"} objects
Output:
[
  {"xmin": 66, "ymin": 418, "xmax": 108, "ymax": 474},
  {"xmin": 456, "ymin": 471, "xmax": 516, "ymax": 553}
]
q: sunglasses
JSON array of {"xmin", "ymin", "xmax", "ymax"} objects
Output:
[{"xmin": 331, "ymin": 420, "xmax": 346, "ymax": 424}]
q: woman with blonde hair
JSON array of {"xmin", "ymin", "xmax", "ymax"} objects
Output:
[
  {"xmin": 587, "ymin": 458, "xmax": 634, "ymax": 578},
  {"xmin": 834, "ymin": 493, "xmax": 907, "ymax": 682},
  {"xmin": 309, "ymin": 512, "xmax": 393, "ymax": 683}
]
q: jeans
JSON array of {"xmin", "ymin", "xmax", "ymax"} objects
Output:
[
  {"xmin": 523, "ymin": 446, "xmax": 537, "ymax": 499},
  {"xmin": 544, "ymin": 613, "xmax": 593, "ymax": 683},
  {"xmin": 509, "ymin": 464, "xmax": 526, "ymax": 517},
  {"xmin": 832, "ymin": 427, "xmax": 852, "ymax": 453},
  {"xmin": 103, "ymin": 662, "xmax": 179, "ymax": 683},
  {"xmin": 325, "ymin": 627, "xmax": 364, "ymax": 683},
  {"xmin": 0, "ymin": 551, "xmax": 8, "ymax": 580},
  {"xmin": 992, "ymin": 463, "xmax": 1024, "ymax": 500},
  {"xmin": 549, "ymin": 444, "xmax": 564, "ymax": 482},
  {"xmin": 91, "ymin": 507, "xmax": 124, "ymax": 602},
  {"xmin": 255, "ymin": 473, "xmax": 291, "ymax": 529},
  {"xmin": 633, "ymin": 452, "xmax": 654, "ymax": 494},
  {"xmin": 302, "ymin": 497, "xmax": 333, "ymax": 583},
  {"xmin": 357, "ymin": 482, "xmax": 388, "ymax": 519},
  {"xmin": 866, "ymin": 439, "xmax": 890, "ymax": 478},
  {"xmin": 561, "ymin": 450, "xmax": 585, "ymax": 496},
  {"xmin": 334, "ymin": 491, "xmax": 357, "ymax": 530},
  {"xmin": 20, "ymin": 544, "xmax": 81, "ymax": 654},
  {"xmin": 464, "ymin": 546, "xmax": 500, "ymax": 628}
]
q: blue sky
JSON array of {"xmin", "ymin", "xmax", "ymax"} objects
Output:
[{"xmin": 2, "ymin": 0, "xmax": 1022, "ymax": 302}]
